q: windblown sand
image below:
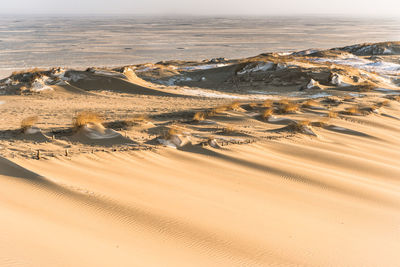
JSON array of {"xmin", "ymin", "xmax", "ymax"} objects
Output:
[{"xmin": 1, "ymin": 42, "xmax": 400, "ymax": 266}]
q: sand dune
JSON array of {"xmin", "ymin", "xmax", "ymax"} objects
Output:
[{"xmin": 1, "ymin": 42, "xmax": 400, "ymax": 266}]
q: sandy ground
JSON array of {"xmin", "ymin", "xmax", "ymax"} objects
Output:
[{"xmin": 1, "ymin": 42, "xmax": 400, "ymax": 266}]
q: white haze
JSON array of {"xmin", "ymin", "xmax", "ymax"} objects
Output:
[{"xmin": 1, "ymin": 0, "xmax": 400, "ymax": 16}]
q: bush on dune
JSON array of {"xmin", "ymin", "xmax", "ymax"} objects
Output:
[
  {"xmin": 73, "ymin": 111, "xmax": 102, "ymax": 129},
  {"xmin": 20, "ymin": 116, "xmax": 38, "ymax": 131}
]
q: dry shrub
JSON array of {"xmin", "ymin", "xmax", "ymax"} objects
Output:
[
  {"xmin": 328, "ymin": 111, "xmax": 338, "ymax": 118},
  {"xmin": 322, "ymin": 97, "xmax": 341, "ymax": 105},
  {"xmin": 344, "ymin": 106, "xmax": 360, "ymax": 115},
  {"xmin": 261, "ymin": 108, "xmax": 274, "ymax": 120},
  {"xmin": 12, "ymin": 68, "xmax": 44, "ymax": 76},
  {"xmin": 387, "ymin": 95, "xmax": 400, "ymax": 101},
  {"xmin": 193, "ymin": 111, "xmax": 207, "ymax": 122},
  {"xmin": 226, "ymin": 101, "xmax": 242, "ymax": 111},
  {"xmin": 289, "ymin": 120, "xmax": 310, "ymax": 132},
  {"xmin": 21, "ymin": 116, "xmax": 38, "ymax": 130},
  {"xmin": 311, "ymin": 120, "xmax": 328, "ymax": 127},
  {"xmin": 302, "ymin": 99, "xmax": 318, "ymax": 108},
  {"xmin": 277, "ymin": 99, "xmax": 299, "ymax": 114},
  {"xmin": 163, "ymin": 127, "xmax": 182, "ymax": 139},
  {"xmin": 360, "ymin": 104, "xmax": 379, "ymax": 113},
  {"xmin": 358, "ymin": 81, "xmax": 376, "ymax": 92},
  {"xmin": 125, "ymin": 114, "xmax": 149, "ymax": 123},
  {"xmin": 221, "ymin": 125, "xmax": 238, "ymax": 134},
  {"xmin": 73, "ymin": 111, "xmax": 102, "ymax": 128},
  {"xmin": 261, "ymin": 99, "xmax": 273, "ymax": 108},
  {"xmin": 377, "ymin": 100, "xmax": 390, "ymax": 107},
  {"xmin": 249, "ymin": 103, "xmax": 259, "ymax": 109},
  {"xmin": 343, "ymin": 95, "xmax": 354, "ymax": 101},
  {"xmin": 212, "ymin": 105, "xmax": 228, "ymax": 114}
]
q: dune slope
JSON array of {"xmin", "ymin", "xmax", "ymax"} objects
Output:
[{"xmin": 1, "ymin": 115, "xmax": 400, "ymax": 266}]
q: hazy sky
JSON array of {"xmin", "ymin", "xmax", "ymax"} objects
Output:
[{"xmin": 1, "ymin": 0, "xmax": 399, "ymax": 16}]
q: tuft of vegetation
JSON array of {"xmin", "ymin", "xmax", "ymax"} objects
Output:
[
  {"xmin": 21, "ymin": 116, "xmax": 38, "ymax": 131},
  {"xmin": 261, "ymin": 99, "xmax": 273, "ymax": 108},
  {"xmin": 288, "ymin": 120, "xmax": 311, "ymax": 132},
  {"xmin": 193, "ymin": 111, "xmax": 207, "ymax": 122},
  {"xmin": 212, "ymin": 105, "xmax": 228, "ymax": 114},
  {"xmin": 377, "ymin": 100, "xmax": 390, "ymax": 107},
  {"xmin": 277, "ymin": 99, "xmax": 299, "ymax": 114},
  {"xmin": 248, "ymin": 103, "xmax": 259, "ymax": 109},
  {"xmin": 226, "ymin": 101, "xmax": 243, "ymax": 111},
  {"xmin": 358, "ymin": 81, "xmax": 377, "ymax": 92},
  {"xmin": 343, "ymin": 95, "xmax": 355, "ymax": 102},
  {"xmin": 163, "ymin": 127, "xmax": 182, "ymax": 139},
  {"xmin": 343, "ymin": 106, "xmax": 360, "ymax": 115},
  {"xmin": 73, "ymin": 111, "xmax": 102, "ymax": 129},
  {"xmin": 310, "ymin": 120, "xmax": 328, "ymax": 127},
  {"xmin": 301, "ymin": 99, "xmax": 318, "ymax": 108},
  {"xmin": 221, "ymin": 125, "xmax": 238, "ymax": 134},
  {"xmin": 122, "ymin": 114, "xmax": 150, "ymax": 127},
  {"xmin": 321, "ymin": 97, "xmax": 341, "ymax": 105},
  {"xmin": 328, "ymin": 111, "xmax": 338, "ymax": 118},
  {"xmin": 260, "ymin": 108, "xmax": 274, "ymax": 120}
]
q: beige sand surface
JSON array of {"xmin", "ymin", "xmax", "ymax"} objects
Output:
[{"xmin": 1, "ymin": 42, "xmax": 400, "ymax": 266}]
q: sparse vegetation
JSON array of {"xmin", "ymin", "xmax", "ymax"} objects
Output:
[
  {"xmin": 310, "ymin": 120, "xmax": 328, "ymax": 127},
  {"xmin": 289, "ymin": 120, "xmax": 311, "ymax": 132},
  {"xmin": 73, "ymin": 111, "xmax": 102, "ymax": 129},
  {"xmin": 163, "ymin": 126, "xmax": 182, "ymax": 139},
  {"xmin": 125, "ymin": 114, "xmax": 150, "ymax": 123},
  {"xmin": 260, "ymin": 108, "xmax": 274, "ymax": 120},
  {"xmin": 248, "ymin": 102, "xmax": 259, "ymax": 109},
  {"xmin": 193, "ymin": 111, "xmax": 207, "ymax": 122},
  {"xmin": 221, "ymin": 125, "xmax": 238, "ymax": 134},
  {"xmin": 358, "ymin": 81, "xmax": 377, "ymax": 92},
  {"xmin": 212, "ymin": 105, "xmax": 228, "ymax": 114},
  {"xmin": 261, "ymin": 99, "xmax": 273, "ymax": 108},
  {"xmin": 377, "ymin": 100, "xmax": 390, "ymax": 107},
  {"xmin": 343, "ymin": 106, "xmax": 360, "ymax": 115},
  {"xmin": 302, "ymin": 99, "xmax": 318, "ymax": 108},
  {"xmin": 277, "ymin": 99, "xmax": 299, "ymax": 114},
  {"xmin": 21, "ymin": 116, "xmax": 38, "ymax": 131},
  {"xmin": 226, "ymin": 101, "xmax": 242, "ymax": 111},
  {"xmin": 328, "ymin": 111, "xmax": 338, "ymax": 118}
]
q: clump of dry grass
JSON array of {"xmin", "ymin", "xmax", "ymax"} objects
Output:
[
  {"xmin": 301, "ymin": 99, "xmax": 318, "ymax": 108},
  {"xmin": 162, "ymin": 126, "xmax": 183, "ymax": 139},
  {"xmin": 377, "ymin": 100, "xmax": 390, "ymax": 107},
  {"xmin": 343, "ymin": 95, "xmax": 354, "ymax": 102},
  {"xmin": 212, "ymin": 105, "xmax": 228, "ymax": 114},
  {"xmin": 288, "ymin": 120, "xmax": 311, "ymax": 132},
  {"xmin": 321, "ymin": 97, "xmax": 341, "ymax": 105},
  {"xmin": 277, "ymin": 99, "xmax": 299, "ymax": 114},
  {"xmin": 125, "ymin": 114, "xmax": 149, "ymax": 123},
  {"xmin": 387, "ymin": 95, "xmax": 400, "ymax": 101},
  {"xmin": 21, "ymin": 116, "xmax": 38, "ymax": 131},
  {"xmin": 260, "ymin": 108, "xmax": 274, "ymax": 120},
  {"xmin": 193, "ymin": 111, "xmax": 208, "ymax": 122},
  {"xmin": 343, "ymin": 106, "xmax": 360, "ymax": 115},
  {"xmin": 260, "ymin": 99, "xmax": 273, "ymax": 108},
  {"xmin": 221, "ymin": 125, "xmax": 238, "ymax": 134},
  {"xmin": 328, "ymin": 111, "xmax": 338, "ymax": 118},
  {"xmin": 248, "ymin": 103, "xmax": 259, "ymax": 109},
  {"xmin": 358, "ymin": 81, "xmax": 377, "ymax": 92},
  {"xmin": 11, "ymin": 68, "xmax": 44, "ymax": 76},
  {"xmin": 73, "ymin": 111, "xmax": 102, "ymax": 129},
  {"xmin": 225, "ymin": 101, "xmax": 244, "ymax": 112},
  {"xmin": 310, "ymin": 120, "xmax": 328, "ymax": 127}
]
